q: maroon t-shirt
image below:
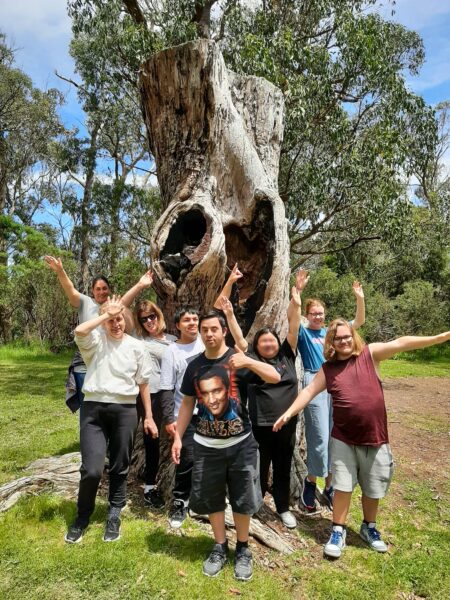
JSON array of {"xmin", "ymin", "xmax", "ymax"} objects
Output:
[{"xmin": 322, "ymin": 345, "xmax": 388, "ymax": 446}]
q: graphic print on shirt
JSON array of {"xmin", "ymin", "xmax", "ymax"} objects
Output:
[{"xmin": 193, "ymin": 363, "xmax": 244, "ymax": 438}]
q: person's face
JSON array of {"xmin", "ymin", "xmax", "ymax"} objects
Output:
[
  {"xmin": 139, "ymin": 310, "xmax": 160, "ymax": 337},
  {"xmin": 256, "ymin": 332, "xmax": 280, "ymax": 359},
  {"xmin": 198, "ymin": 376, "xmax": 229, "ymax": 418},
  {"xmin": 332, "ymin": 325, "xmax": 354, "ymax": 360},
  {"xmin": 103, "ymin": 314, "xmax": 126, "ymax": 339},
  {"xmin": 306, "ymin": 303, "xmax": 326, "ymax": 330},
  {"xmin": 92, "ymin": 279, "xmax": 111, "ymax": 305},
  {"xmin": 200, "ymin": 317, "xmax": 226, "ymax": 349},
  {"xmin": 176, "ymin": 312, "xmax": 199, "ymax": 341}
]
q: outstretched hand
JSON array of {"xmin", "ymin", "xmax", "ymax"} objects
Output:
[
  {"xmin": 228, "ymin": 345, "xmax": 249, "ymax": 370},
  {"xmin": 291, "ymin": 285, "xmax": 302, "ymax": 307},
  {"xmin": 139, "ymin": 269, "xmax": 154, "ymax": 288},
  {"xmin": 352, "ymin": 280, "xmax": 364, "ymax": 299},
  {"xmin": 218, "ymin": 295, "xmax": 234, "ymax": 317},
  {"xmin": 295, "ymin": 269, "xmax": 309, "ymax": 292},
  {"xmin": 104, "ymin": 295, "xmax": 124, "ymax": 317},
  {"xmin": 44, "ymin": 255, "xmax": 63, "ymax": 273},
  {"xmin": 228, "ymin": 263, "xmax": 243, "ymax": 284}
]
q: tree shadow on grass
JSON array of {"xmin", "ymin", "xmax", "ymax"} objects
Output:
[
  {"xmin": 294, "ymin": 510, "xmax": 367, "ymax": 549},
  {"xmin": 145, "ymin": 528, "xmax": 213, "ymax": 564}
]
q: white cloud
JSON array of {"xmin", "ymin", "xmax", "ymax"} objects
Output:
[{"xmin": 0, "ymin": 0, "xmax": 71, "ymax": 40}]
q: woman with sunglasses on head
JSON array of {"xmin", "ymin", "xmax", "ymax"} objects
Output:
[
  {"xmin": 274, "ymin": 321, "xmax": 450, "ymax": 559},
  {"xmin": 134, "ymin": 294, "xmax": 176, "ymax": 508},
  {"xmin": 296, "ymin": 271, "xmax": 365, "ymax": 512}
]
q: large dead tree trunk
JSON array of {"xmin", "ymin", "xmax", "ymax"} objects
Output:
[{"xmin": 139, "ymin": 39, "xmax": 290, "ymax": 338}]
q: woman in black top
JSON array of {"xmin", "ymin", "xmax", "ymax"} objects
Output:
[{"xmin": 217, "ymin": 272, "xmax": 303, "ymax": 528}]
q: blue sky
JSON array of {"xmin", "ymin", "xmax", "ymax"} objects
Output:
[{"xmin": 2, "ymin": 0, "xmax": 449, "ymax": 125}]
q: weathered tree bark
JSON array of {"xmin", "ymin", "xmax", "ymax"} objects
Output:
[{"xmin": 139, "ymin": 39, "xmax": 290, "ymax": 339}]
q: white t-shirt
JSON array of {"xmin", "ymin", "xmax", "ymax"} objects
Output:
[
  {"xmin": 139, "ymin": 334, "xmax": 177, "ymax": 394},
  {"xmin": 159, "ymin": 337, "xmax": 204, "ymax": 417},
  {"xmin": 75, "ymin": 329, "xmax": 151, "ymax": 404},
  {"xmin": 73, "ymin": 294, "xmax": 100, "ymax": 374}
]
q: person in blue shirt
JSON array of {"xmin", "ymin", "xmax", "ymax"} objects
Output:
[{"xmin": 297, "ymin": 271, "xmax": 365, "ymax": 511}]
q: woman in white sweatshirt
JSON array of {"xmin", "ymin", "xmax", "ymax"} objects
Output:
[{"xmin": 64, "ymin": 296, "xmax": 158, "ymax": 544}]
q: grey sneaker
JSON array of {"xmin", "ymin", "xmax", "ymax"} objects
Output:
[
  {"xmin": 324, "ymin": 526, "xmax": 346, "ymax": 558},
  {"xmin": 168, "ymin": 499, "xmax": 188, "ymax": 529},
  {"xmin": 202, "ymin": 543, "xmax": 228, "ymax": 577},
  {"xmin": 278, "ymin": 510, "xmax": 297, "ymax": 529},
  {"xmin": 64, "ymin": 519, "xmax": 87, "ymax": 544},
  {"xmin": 360, "ymin": 522, "xmax": 388, "ymax": 552},
  {"xmin": 234, "ymin": 546, "xmax": 253, "ymax": 581},
  {"xmin": 103, "ymin": 517, "xmax": 121, "ymax": 542}
]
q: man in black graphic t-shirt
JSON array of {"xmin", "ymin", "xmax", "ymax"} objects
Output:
[{"xmin": 171, "ymin": 311, "xmax": 280, "ymax": 581}]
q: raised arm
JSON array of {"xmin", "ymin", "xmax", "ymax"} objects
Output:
[
  {"xmin": 213, "ymin": 263, "xmax": 243, "ymax": 307},
  {"xmin": 370, "ymin": 331, "xmax": 450, "ymax": 364},
  {"xmin": 74, "ymin": 295, "xmax": 124, "ymax": 337},
  {"xmin": 217, "ymin": 295, "xmax": 248, "ymax": 352},
  {"xmin": 121, "ymin": 269, "xmax": 154, "ymax": 308},
  {"xmin": 286, "ymin": 285, "xmax": 302, "ymax": 352},
  {"xmin": 171, "ymin": 395, "xmax": 196, "ymax": 464},
  {"xmin": 228, "ymin": 347, "xmax": 281, "ymax": 383},
  {"xmin": 44, "ymin": 256, "xmax": 80, "ymax": 308},
  {"xmin": 273, "ymin": 368, "xmax": 327, "ymax": 431},
  {"xmin": 352, "ymin": 281, "xmax": 365, "ymax": 329}
]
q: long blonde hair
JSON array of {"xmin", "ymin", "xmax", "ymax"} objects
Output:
[{"xmin": 324, "ymin": 319, "xmax": 365, "ymax": 362}]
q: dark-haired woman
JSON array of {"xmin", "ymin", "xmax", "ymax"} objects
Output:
[
  {"xmin": 44, "ymin": 256, "xmax": 153, "ymax": 410},
  {"xmin": 217, "ymin": 276, "xmax": 303, "ymax": 529},
  {"xmin": 134, "ymin": 297, "xmax": 176, "ymax": 508}
]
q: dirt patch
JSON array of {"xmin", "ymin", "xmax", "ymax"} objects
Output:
[{"xmin": 383, "ymin": 377, "xmax": 450, "ymax": 496}]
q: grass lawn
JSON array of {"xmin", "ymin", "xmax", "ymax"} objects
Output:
[{"xmin": 0, "ymin": 345, "xmax": 449, "ymax": 599}]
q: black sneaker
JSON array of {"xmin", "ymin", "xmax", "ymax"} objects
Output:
[
  {"xmin": 64, "ymin": 519, "xmax": 87, "ymax": 544},
  {"xmin": 301, "ymin": 478, "xmax": 318, "ymax": 512},
  {"xmin": 103, "ymin": 517, "xmax": 121, "ymax": 542},
  {"xmin": 234, "ymin": 546, "xmax": 253, "ymax": 581},
  {"xmin": 168, "ymin": 499, "xmax": 188, "ymax": 529},
  {"xmin": 202, "ymin": 543, "xmax": 228, "ymax": 577},
  {"xmin": 144, "ymin": 487, "xmax": 165, "ymax": 509}
]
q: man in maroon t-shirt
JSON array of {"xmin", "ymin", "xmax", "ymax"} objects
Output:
[{"xmin": 274, "ymin": 320, "xmax": 450, "ymax": 559}]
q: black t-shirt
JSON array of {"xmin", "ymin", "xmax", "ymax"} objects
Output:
[
  {"xmin": 180, "ymin": 347, "xmax": 259, "ymax": 440},
  {"xmin": 248, "ymin": 339, "xmax": 298, "ymax": 426}
]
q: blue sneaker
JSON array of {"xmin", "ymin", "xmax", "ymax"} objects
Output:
[
  {"xmin": 360, "ymin": 522, "xmax": 388, "ymax": 552},
  {"xmin": 301, "ymin": 478, "xmax": 317, "ymax": 512},
  {"xmin": 324, "ymin": 526, "xmax": 346, "ymax": 558},
  {"xmin": 323, "ymin": 486, "xmax": 334, "ymax": 510}
]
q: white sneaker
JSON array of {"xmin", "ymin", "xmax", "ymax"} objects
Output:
[
  {"xmin": 324, "ymin": 526, "xmax": 346, "ymax": 558},
  {"xmin": 360, "ymin": 522, "xmax": 388, "ymax": 552},
  {"xmin": 278, "ymin": 511, "xmax": 297, "ymax": 529}
]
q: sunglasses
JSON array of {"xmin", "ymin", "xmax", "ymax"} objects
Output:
[{"xmin": 139, "ymin": 313, "xmax": 158, "ymax": 324}]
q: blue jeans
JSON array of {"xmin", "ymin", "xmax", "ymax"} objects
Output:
[{"xmin": 303, "ymin": 370, "xmax": 333, "ymax": 478}]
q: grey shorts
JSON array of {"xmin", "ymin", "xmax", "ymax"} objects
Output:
[
  {"xmin": 189, "ymin": 434, "xmax": 263, "ymax": 515},
  {"xmin": 331, "ymin": 438, "xmax": 394, "ymax": 499}
]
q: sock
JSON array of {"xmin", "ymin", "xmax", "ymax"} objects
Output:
[
  {"xmin": 332, "ymin": 523, "xmax": 345, "ymax": 531},
  {"xmin": 236, "ymin": 540, "xmax": 249, "ymax": 552},
  {"xmin": 108, "ymin": 505, "xmax": 122, "ymax": 520},
  {"xmin": 215, "ymin": 540, "xmax": 228, "ymax": 553},
  {"xmin": 144, "ymin": 484, "xmax": 155, "ymax": 494},
  {"xmin": 363, "ymin": 520, "xmax": 377, "ymax": 528}
]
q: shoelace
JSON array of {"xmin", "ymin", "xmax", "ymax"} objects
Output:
[
  {"xmin": 106, "ymin": 518, "xmax": 120, "ymax": 531},
  {"xmin": 209, "ymin": 551, "xmax": 226, "ymax": 563},
  {"xmin": 236, "ymin": 551, "xmax": 251, "ymax": 565},
  {"xmin": 330, "ymin": 530, "xmax": 343, "ymax": 546},
  {"xmin": 368, "ymin": 527, "xmax": 381, "ymax": 541}
]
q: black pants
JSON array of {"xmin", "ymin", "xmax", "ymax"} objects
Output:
[
  {"xmin": 77, "ymin": 401, "xmax": 138, "ymax": 523},
  {"xmin": 141, "ymin": 391, "xmax": 163, "ymax": 486},
  {"xmin": 172, "ymin": 415, "xmax": 198, "ymax": 503},
  {"xmin": 253, "ymin": 419, "xmax": 297, "ymax": 514}
]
